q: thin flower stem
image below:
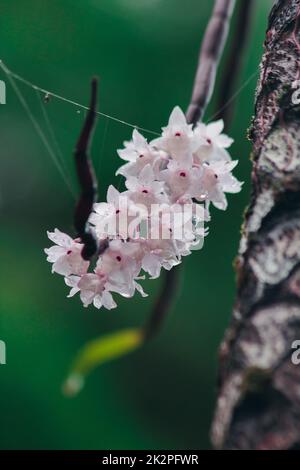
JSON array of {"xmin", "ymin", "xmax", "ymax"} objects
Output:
[
  {"xmin": 143, "ymin": 0, "xmax": 236, "ymax": 341},
  {"xmin": 186, "ymin": 0, "xmax": 236, "ymax": 125},
  {"xmin": 143, "ymin": 267, "xmax": 181, "ymax": 341},
  {"xmin": 215, "ymin": 0, "xmax": 255, "ymax": 125}
]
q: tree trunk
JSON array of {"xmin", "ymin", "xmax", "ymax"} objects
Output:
[{"xmin": 211, "ymin": 0, "xmax": 300, "ymax": 450}]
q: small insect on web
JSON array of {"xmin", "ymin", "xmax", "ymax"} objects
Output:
[
  {"xmin": 0, "ymin": 59, "xmax": 161, "ymax": 202},
  {"xmin": 0, "ymin": 60, "xmax": 76, "ymax": 198},
  {"xmin": 0, "ymin": 60, "xmax": 160, "ymax": 135}
]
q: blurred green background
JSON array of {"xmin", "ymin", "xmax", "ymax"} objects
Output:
[{"xmin": 0, "ymin": 0, "xmax": 272, "ymax": 450}]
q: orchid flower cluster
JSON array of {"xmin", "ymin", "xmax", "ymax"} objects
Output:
[{"xmin": 45, "ymin": 107, "xmax": 242, "ymax": 310}]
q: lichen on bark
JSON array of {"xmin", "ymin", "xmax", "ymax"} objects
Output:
[{"xmin": 212, "ymin": 0, "xmax": 300, "ymax": 450}]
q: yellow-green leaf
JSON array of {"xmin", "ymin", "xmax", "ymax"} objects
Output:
[{"xmin": 63, "ymin": 328, "xmax": 143, "ymax": 397}]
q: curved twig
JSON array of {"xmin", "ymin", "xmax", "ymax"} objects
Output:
[{"xmin": 74, "ymin": 78, "xmax": 99, "ymax": 260}]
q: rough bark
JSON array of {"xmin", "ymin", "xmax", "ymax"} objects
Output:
[{"xmin": 212, "ymin": 0, "xmax": 300, "ymax": 450}]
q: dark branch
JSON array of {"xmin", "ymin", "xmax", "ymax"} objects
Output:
[
  {"xmin": 215, "ymin": 0, "xmax": 254, "ymax": 125},
  {"xmin": 74, "ymin": 78, "xmax": 99, "ymax": 260},
  {"xmin": 186, "ymin": 0, "xmax": 236, "ymax": 125}
]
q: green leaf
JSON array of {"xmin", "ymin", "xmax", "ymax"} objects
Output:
[{"xmin": 63, "ymin": 328, "xmax": 143, "ymax": 397}]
